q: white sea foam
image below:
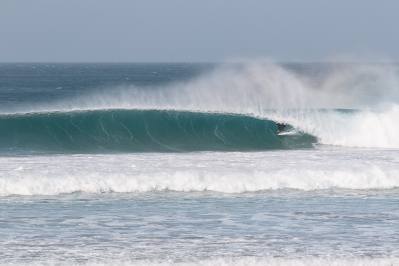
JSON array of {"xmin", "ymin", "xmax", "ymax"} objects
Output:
[
  {"xmin": 265, "ymin": 106, "xmax": 399, "ymax": 148},
  {"xmin": 1, "ymin": 149, "xmax": 399, "ymax": 196}
]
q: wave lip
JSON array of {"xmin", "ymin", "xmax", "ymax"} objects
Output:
[{"xmin": 0, "ymin": 109, "xmax": 315, "ymax": 154}]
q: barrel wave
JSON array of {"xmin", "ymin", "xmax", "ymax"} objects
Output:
[{"xmin": 0, "ymin": 109, "xmax": 316, "ymax": 153}]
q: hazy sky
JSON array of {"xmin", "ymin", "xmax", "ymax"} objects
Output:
[{"xmin": 0, "ymin": 0, "xmax": 398, "ymax": 62}]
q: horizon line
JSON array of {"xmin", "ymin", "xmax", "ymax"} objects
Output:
[{"xmin": 0, "ymin": 61, "xmax": 398, "ymax": 64}]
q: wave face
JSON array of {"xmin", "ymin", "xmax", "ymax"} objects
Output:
[{"xmin": 0, "ymin": 109, "xmax": 316, "ymax": 153}]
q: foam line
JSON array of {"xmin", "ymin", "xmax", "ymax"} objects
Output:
[{"xmin": 1, "ymin": 150, "xmax": 398, "ymax": 196}]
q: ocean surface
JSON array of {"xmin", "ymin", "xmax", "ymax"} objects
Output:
[{"xmin": 1, "ymin": 62, "xmax": 399, "ymax": 265}]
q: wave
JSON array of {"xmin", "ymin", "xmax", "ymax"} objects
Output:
[
  {"xmin": 4, "ymin": 106, "xmax": 399, "ymax": 152},
  {"xmin": 0, "ymin": 109, "xmax": 316, "ymax": 153},
  {"xmin": 2, "ymin": 150, "xmax": 398, "ymax": 196}
]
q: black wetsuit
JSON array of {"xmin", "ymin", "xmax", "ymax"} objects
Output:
[{"xmin": 277, "ymin": 123, "xmax": 287, "ymax": 134}]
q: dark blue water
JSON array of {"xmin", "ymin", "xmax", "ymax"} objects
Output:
[{"xmin": 0, "ymin": 63, "xmax": 211, "ymax": 107}]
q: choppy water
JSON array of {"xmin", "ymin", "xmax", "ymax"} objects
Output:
[
  {"xmin": 1, "ymin": 62, "xmax": 399, "ymax": 265},
  {"xmin": 2, "ymin": 187, "xmax": 399, "ymax": 265}
]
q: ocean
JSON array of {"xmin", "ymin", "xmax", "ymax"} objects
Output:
[{"xmin": 1, "ymin": 62, "xmax": 399, "ymax": 265}]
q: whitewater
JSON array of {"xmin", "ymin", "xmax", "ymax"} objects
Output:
[{"xmin": 1, "ymin": 62, "xmax": 399, "ymax": 265}]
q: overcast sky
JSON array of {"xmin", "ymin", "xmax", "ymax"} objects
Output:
[{"xmin": 0, "ymin": 0, "xmax": 398, "ymax": 62}]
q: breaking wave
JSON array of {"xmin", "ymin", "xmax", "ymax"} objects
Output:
[{"xmin": 4, "ymin": 62, "xmax": 399, "ymax": 150}]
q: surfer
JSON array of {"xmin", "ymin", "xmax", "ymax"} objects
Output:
[{"xmin": 277, "ymin": 123, "xmax": 287, "ymax": 134}]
